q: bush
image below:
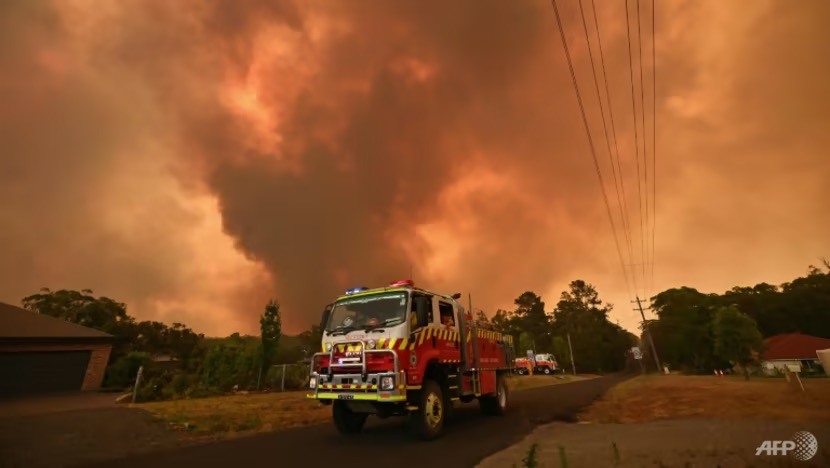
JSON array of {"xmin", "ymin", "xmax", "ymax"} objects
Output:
[
  {"xmin": 103, "ymin": 351, "xmax": 152, "ymax": 389},
  {"xmin": 171, "ymin": 373, "xmax": 195, "ymax": 397}
]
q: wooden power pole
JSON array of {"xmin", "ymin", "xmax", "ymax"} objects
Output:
[
  {"xmin": 633, "ymin": 296, "xmax": 662, "ymax": 373},
  {"xmin": 566, "ymin": 332, "xmax": 576, "ymax": 375}
]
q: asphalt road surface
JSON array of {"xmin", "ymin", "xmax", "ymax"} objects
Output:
[{"xmin": 82, "ymin": 374, "xmax": 630, "ymax": 468}]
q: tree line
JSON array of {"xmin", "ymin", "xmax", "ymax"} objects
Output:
[
  {"xmin": 19, "ymin": 261, "xmax": 828, "ymax": 399},
  {"xmin": 484, "ymin": 280, "xmax": 639, "ymax": 374},
  {"xmin": 21, "ymin": 289, "xmax": 312, "ymax": 401},
  {"xmin": 640, "ymin": 261, "xmax": 830, "ymax": 376}
]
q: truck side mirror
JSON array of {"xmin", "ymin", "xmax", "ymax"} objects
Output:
[
  {"xmin": 415, "ymin": 297, "xmax": 429, "ymax": 327},
  {"xmin": 320, "ymin": 305, "xmax": 332, "ymax": 331}
]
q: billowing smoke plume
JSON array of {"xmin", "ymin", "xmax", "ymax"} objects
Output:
[{"xmin": 1, "ymin": 0, "xmax": 828, "ymax": 335}]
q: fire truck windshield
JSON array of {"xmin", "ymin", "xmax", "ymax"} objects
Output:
[{"xmin": 325, "ymin": 291, "xmax": 408, "ymax": 334}]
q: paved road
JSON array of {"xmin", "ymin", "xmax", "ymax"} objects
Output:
[{"xmin": 83, "ymin": 374, "xmax": 631, "ymax": 468}]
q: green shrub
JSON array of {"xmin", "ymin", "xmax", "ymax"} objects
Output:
[{"xmin": 103, "ymin": 351, "xmax": 152, "ymax": 389}]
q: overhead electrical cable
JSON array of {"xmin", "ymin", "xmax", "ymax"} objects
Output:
[
  {"xmin": 650, "ymin": 0, "xmax": 658, "ymax": 300},
  {"xmin": 624, "ymin": 0, "xmax": 649, "ymax": 301},
  {"xmin": 550, "ymin": 0, "xmax": 634, "ymax": 299},
  {"xmin": 577, "ymin": 0, "xmax": 636, "ymax": 279},
  {"xmin": 586, "ymin": 0, "xmax": 637, "ymax": 280}
]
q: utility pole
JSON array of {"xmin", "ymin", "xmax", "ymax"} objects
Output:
[
  {"xmin": 633, "ymin": 296, "xmax": 662, "ymax": 373},
  {"xmin": 566, "ymin": 332, "xmax": 576, "ymax": 375}
]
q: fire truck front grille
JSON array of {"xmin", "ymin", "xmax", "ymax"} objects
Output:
[{"xmin": 316, "ymin": 372, "xmax": 392, "ymax": 392}]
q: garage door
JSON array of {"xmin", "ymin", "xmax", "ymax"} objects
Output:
[{"xmin": 0, "ymin": 350, "xmax": 91, "ymax": 398}]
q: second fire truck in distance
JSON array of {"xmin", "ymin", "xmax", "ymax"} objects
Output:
[{"xmin": 307, "ymin": 279, "xmax": 516, "ymax": 440}]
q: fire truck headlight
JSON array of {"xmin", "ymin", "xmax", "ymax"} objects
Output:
[
  {"xmin": 367, "ymin": 339, "xmax": 376, "ymax": 349},
  {"xmin": 324, "ymin": 342, "xmax": 333, "ymax": 352},
  {"xmin": 309, "ymin": 377, "xmax": 317, "ymax": 389},
  {"xmin": 380, "ymin": 376, "xmax": 395, "ymax": 391}
]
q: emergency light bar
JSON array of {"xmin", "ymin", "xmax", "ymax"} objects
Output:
[
  {"xmin": 344, "ymin": 286, "xmax": 369, "ymax": 295},
  {"xmin": 389, "ymin": 279, "xmax": 414, "ymax": 288}
]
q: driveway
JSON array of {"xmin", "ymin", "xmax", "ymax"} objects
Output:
[
  {"xmin": 0, "ymin": 391, "xmax": 118, "ymax": 419},
  {"xmin": 0, "ymin": 392, "xmax": 191, "ymax": 468},
  {"xmin": 82, "ymin": 373, "xmax": 630, "ymax": 468}
]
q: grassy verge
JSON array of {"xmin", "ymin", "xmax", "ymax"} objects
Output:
[
  {"xmin": 580, "ymin": 374, "xmax": 830, "ymax": 423},
  {"xmin": 507, "ymin": 374, "xmax": 591, "ymax": 391},
  {"xmin": 138, "ymin": 392, "xmax": 329, "ymax": 438},
  {"xmin": 139, "ymin": 373, "xmax": 592, "ymax": 438}
]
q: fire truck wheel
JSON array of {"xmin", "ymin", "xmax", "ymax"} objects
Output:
[
  {"xmin": 479, "ymin": 374, "xmax": 508, "ymax": 416},
  {"xmin": 408, "ymin": 380, "xmax": 444, "ymax": 440},
  {"xmin": 517, "ymin": 367, "xmax": 528, "ymax": 375},
  {"xmin": 542, "ymin": 367, "xmax": 552, "ymax": 375},
  {"xmin": 332, "ymin": 401, "xmax": 368, "ymax": 435}
]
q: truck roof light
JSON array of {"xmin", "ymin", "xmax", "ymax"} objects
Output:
[
  {"xmin": 344, "ymin": 286, "xmax": 369, "ymax": 295},
  {"xmin": 389, "ymin": 279, "xmax": 414, "ymax": 288}
]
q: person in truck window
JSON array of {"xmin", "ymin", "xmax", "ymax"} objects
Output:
[
  {"xmin": 441, "ymin": 314, "xmax": 455, "ymax": 329},
  {"xmin": 439, "ymin": 302, "xmax": 456, "ymax": 330}
]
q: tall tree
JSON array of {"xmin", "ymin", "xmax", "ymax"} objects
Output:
[
  {"xmin": 552, "ymin": 280, "xmax": 631, "ymax": 373},
  {"xmin": 513, "ymin": 291, "xmax": 551, "ymax": 352},
  {"xmin": 491, "ymin": 309, "xmax": 522, "ymax": 353},
  {"xmin": 650, "ymin": 287, "xmax": 720, "ymax": 372},
  {"xmin": 712, "ymin": 306, "xmax": 764, "ymax": 380},
  {"xmin": 22, "ymin": 288, "xmax": 134, "ymax": 335},
  {"xmin": 260, "ymin": 300, "xmax": 282, "ymax": 377}
]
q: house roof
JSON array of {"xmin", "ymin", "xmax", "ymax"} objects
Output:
[
  {"xmin": 0, "ymin": 301, "xmax": 113, "ymax": 340},
  {"xmin": 762, "ymin": 333, "xmax": 830, "ymax": 360}
]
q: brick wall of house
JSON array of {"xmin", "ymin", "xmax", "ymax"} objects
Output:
[{"xmin": 0, "ymin": 342, "xmax": 113, "ymax": 391}]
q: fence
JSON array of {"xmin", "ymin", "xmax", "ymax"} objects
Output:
[
  {"xmin": 131, "ymin": 361, "xmax": 312, "ymax": 403},
  {"xmin": 258, "ymin": 362, "xmax": 310, "ymax": 392}
]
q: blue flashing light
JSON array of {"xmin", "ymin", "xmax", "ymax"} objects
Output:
[{"xmin": 344, "ymin": 286, "xmax": 370, "ymax": 296}]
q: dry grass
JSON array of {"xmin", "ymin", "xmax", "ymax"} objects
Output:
[
  {"xmin": 507, "ymin": 374, "xmax": 591, "ymax": 391},
  {"xmin": 581, "ymin": 374, "xmax": 830, "ymax": 424},
  {"xmin": 138, "ymin": 374, "xmax": 593, "ymax": 438},
  {"xmin": 138, "ymin": 391, "xmax": 329, "ymax": 438}
]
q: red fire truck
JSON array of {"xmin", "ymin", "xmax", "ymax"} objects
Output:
[{"xmin": 307, "ymin": 279, "xmax": 516, "ymax": 440}]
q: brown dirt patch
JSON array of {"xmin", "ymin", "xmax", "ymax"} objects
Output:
[{"xmin": 581, "ymin": 374, "xmax": 830, "ymax": 423}]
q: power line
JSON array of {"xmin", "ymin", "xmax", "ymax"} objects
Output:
[
  {"xmin": 635, "ymin": 0, "xmax": 650, "ymax": 301},
  {"xmin": 577, "ymin": 0, "xmax": 636, "ymax": 282},
  {"xmin": 550, "ymin": 0, "xmax": 633, "ymax": 299},
  {"xmin": 588, "ymin": 0, "xmax": 636, "ymax": 279},
  {"xmin": 650, "ymin": 0, "xmax": 657, "ymax": 300},
  {"xmin": 624, "ymin": 0, "xmax": 648, "ymax": 301}
]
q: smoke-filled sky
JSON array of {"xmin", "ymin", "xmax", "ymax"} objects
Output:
[{"xmin": 1, "ymin": 0, "xmax": 828, "ymax": 336}]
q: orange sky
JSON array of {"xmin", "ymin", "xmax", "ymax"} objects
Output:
[{"xmin": 1, "ymin": 0, "xmax": 828, "ymax": 336}]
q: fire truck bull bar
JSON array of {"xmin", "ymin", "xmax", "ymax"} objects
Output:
[{"xmin": 306, "ymin": 340, "xmax": 406, "ymax": 402}]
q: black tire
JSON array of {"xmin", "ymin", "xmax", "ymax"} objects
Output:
[
  {"xmin": 407, "ymin": 380, "xmax": 445, "ymax": 440},
  {"xmin": 332, "ymin": 400, "xmax": 368, "ymax": 435},
  {"xmin": 542, "ymin": 367, "xmax": 552, "ymax": 375},
  {"xmin": 479, "ymin": 374, "xmax": 509, "ymax": 416},
  {"xmin": 517, "ymin": 367, "xmax": 528, "ymax": 375}
]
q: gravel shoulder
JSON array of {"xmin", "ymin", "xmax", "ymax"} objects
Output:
[{"xmin": 477, "ymin": 419, "xmax": 830, "ymax": 467}]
